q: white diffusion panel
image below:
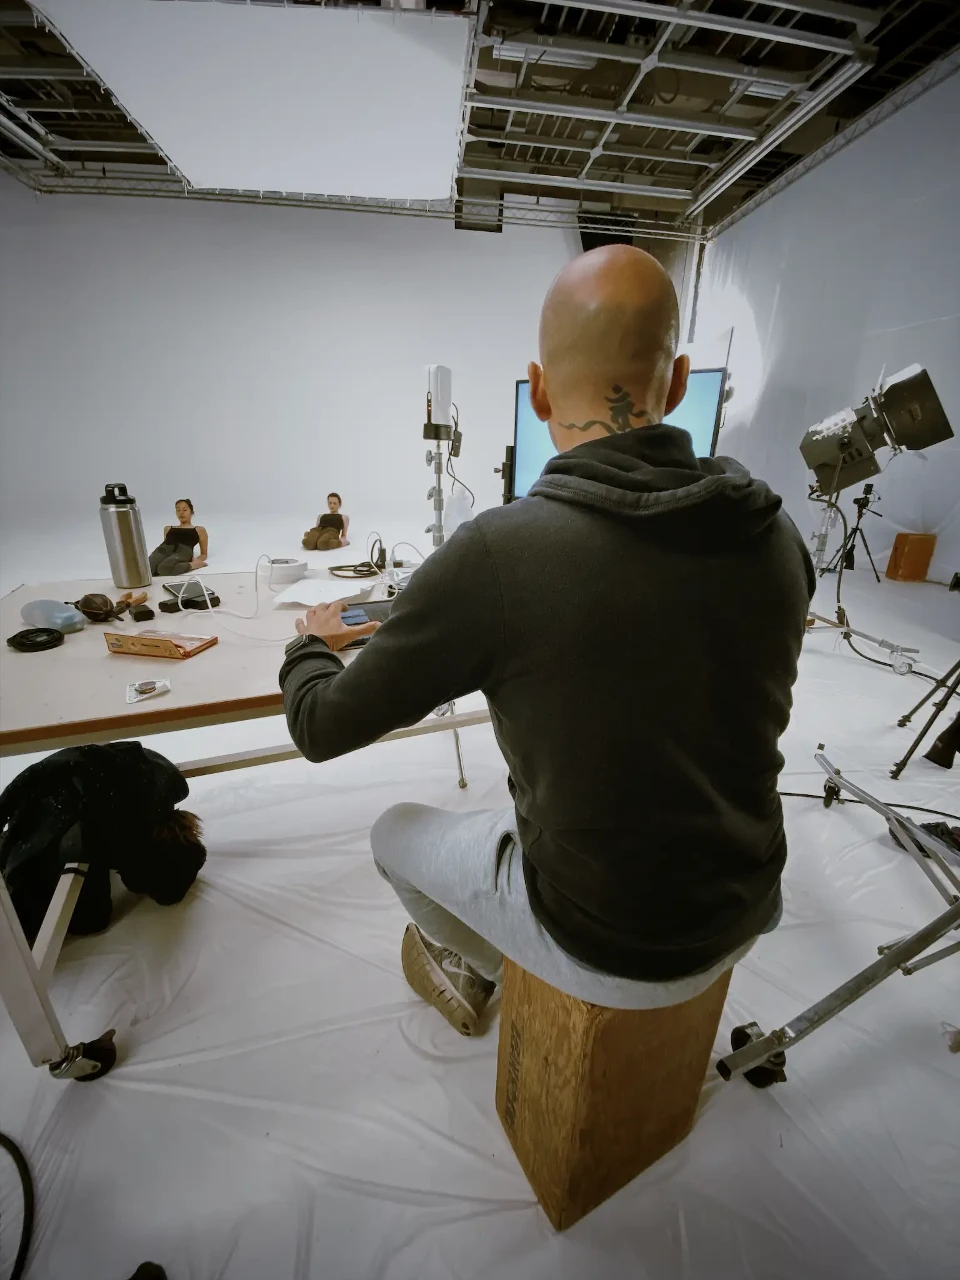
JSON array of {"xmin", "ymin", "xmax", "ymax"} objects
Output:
[{"xmin": 33, "ymin": 0, "xmax": 470, "ymax": 200}]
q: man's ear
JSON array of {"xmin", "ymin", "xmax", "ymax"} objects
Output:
[
  {"xmin": 663, "ymin": 353, "xmax": 690, "ymax": 417},
  {"xmin": 528, "ymin": 362, "xmax": 552, "ymax": 423}
]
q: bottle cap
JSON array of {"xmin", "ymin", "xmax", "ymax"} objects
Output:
[{"xmin": 101, "ymin": 484, "xmax": 136, "ymax": 505}]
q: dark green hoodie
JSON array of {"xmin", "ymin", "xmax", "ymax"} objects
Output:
[{"xmin": 280, "ymin": 425, "xmax": 815, "ymax": 981}]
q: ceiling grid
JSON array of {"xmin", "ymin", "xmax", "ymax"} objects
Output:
[{"xmin": 0, "ymin": 0, "xmax": 958, "ymax": 239}]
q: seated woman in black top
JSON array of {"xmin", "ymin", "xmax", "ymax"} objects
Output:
[
  {"xmin": 303, "ymin": 492, "xmax": 350, "ymax": 551},
  {"xmin": 149, "ymin": 499, "xmax": 209, "ymax": 576}
]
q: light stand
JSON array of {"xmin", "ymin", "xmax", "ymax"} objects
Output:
[
  {"xmin": 822, "ymin": 483, "xmax": 882, "ymax": 582},
  {"xmin": 424, "ymin": 393, "xmax": 453, "ymax": 549},
  {"xmin": 420, "ymin": 366, "xmax": 469, "ymax": 788},
  {"xmin": 810, "ymin": 495, "xmax": 841, "ymax": 577},
  {"xmin": 716, "ymin": 749, "xmax": 960, "ymax": 1089},
  {"xmin": 422, "ymin": 365, "xmax": 461, "ymax": 548},
  {"xmin": 890, "ymin": 658, "xmax": 960, "ymax": 779},
  {"xmin": 495, "ymin": 444, "xmax": 515, "ymax": 506},
  {"xmin": 808, "ymin": 612, "xmax": 919, "ymax": 674}
]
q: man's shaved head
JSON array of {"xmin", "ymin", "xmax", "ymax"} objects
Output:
[{"xmin": 529, "ymin": 244, "xmax": 689, "ymax": 449}]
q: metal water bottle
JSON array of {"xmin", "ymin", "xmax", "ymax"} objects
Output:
[{"xmin": 99, "ymin": 483, "xmax": 152, "ymax": 589}]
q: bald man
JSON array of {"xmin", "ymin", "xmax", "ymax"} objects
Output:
[{"xmin": 280, "ymin": 246, "xmax": 815, "ymax": 1036}]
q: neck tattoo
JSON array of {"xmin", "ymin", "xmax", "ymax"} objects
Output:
[{"xmin": 560, "ymin": 385, "xmax": 652, "ymax": 435}]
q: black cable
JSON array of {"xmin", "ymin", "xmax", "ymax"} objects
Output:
[
  {"xmin": 446, "ymin": 451, "xmax": 475, "ymax": 508},
  {"xmin": 445, "ymin": 403, "xmax": 475, "ymax": 508},
  {"xmin": 329, "ymin": 536, "xmax": 386, "ymax": 580},
  {"xmin": 6, "ymin": 628, "xmax": 64, "ymax": 653},
  {"xmin": 0, "ymin": 1132, "xmax": 35, "ymax": 1280},
  {"xmin": 843, "ymin": 631, "xmax": 942, "ymax": 686},
  {"xmin": 328, "ymin": 562, "xmax": 381, "ymax": 580},
  {"xmin": 656, "ymin": 66, "xmax": 681, "ymax": 104},
  {"xmin": 815, "ymin": 496, "xmax": 939, "ymax": 688},
  {"xmin": 844, "ymin": 633, "xmax": 897, "ymax": 669},
  {"xmin": 829, "ymin": 499, "xmax": 850, "ymax": 610},
  {"xmin": 779, "ymin": 790, "xmax": 960, "ymax": 823}
]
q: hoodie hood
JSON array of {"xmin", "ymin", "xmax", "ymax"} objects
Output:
[{"xmin": 529, "ymin": 424, "xmax": 782, "ymax": 543}]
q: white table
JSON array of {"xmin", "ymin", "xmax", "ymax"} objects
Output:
[{"xmin": 0, "ymin": 569, "xmax": 491, "ymax": 1080}]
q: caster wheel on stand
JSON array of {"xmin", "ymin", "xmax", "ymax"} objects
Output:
[
  {"xmin": 75, "ymin": 1030, "xmax": 118, "ymax": 1082},
  {"xmin": 730, "ymin": 1024, "xmax": 787, "ymax": 1089},
  {"xmin": 49, "ymin": 1029, "xmax": 118, "ymax": 1083}
]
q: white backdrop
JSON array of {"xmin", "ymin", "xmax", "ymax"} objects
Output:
[
  {"xmin": 696, "ymin": 69, "xmax": 960, "ymax": 584},
  {"xmin": 0, "ymin": 177, "xmax": 577, "ymax": 559}
]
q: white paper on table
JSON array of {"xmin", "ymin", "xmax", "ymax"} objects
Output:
[{"xmin": 271, "ymin": 579, "xmax": 370, "ymax": 607}]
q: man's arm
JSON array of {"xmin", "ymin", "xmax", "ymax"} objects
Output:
[{"xmin": 279, "ymin": 521, "xmax": 502, "ymax": 763}]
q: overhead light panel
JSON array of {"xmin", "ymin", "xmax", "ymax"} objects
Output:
[{"xmin": 32, "ymin": 0, "xmax": 469, "ymax": 201}]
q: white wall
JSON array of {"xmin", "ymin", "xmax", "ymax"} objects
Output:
[
  {"xmin": 696, "ymin": 70, "xmax": 960, "ymax": 584},
  {"xmin": 0, "ymin": 177, "xmax": 577, "ymax": 553}
]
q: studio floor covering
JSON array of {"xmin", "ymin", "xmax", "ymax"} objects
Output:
[{"xmin": 1, "ymin": 538, "xmax": 958, "ymax": 1280}]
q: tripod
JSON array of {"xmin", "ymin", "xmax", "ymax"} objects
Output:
[
  {"xmin": 890, "ymin": 656, "xmax": 960, "ymax": 779},
  {"xmin": 822, "ymin": 484, "xmax": 881, "ymax": 582}
]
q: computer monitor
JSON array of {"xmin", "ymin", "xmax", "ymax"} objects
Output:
[{"xmin": 511, "ymin": 367, "xmax": 727, "ymax": 501}]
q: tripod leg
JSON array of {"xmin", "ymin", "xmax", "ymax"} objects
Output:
[
  {"xmin": 891, "ymin": 670, "xmax": 960, "ymax": 779},
  {"xmin": 821, "ymin": 534, "xmax": 848, "ymax": 575},
  {"xmin": 898, "ymin": 658, "xmax": 960, "ymax": 727},
  {"xmin": 451, "ymin": 727, "xmax": 467, "ymax": 790},
  {"xmin": 858, "ymin": 529, "xmax": 881, "ymax": 583}
]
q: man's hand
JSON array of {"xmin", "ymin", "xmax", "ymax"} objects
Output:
[{"xmin": 295, "ymin": 600, "xmax": 380, "ymax": 652}]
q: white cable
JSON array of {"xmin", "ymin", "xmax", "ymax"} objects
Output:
[
  {"xmin": 380, "ymin": 568, "xmax": 409, "ymax": 595},
  {"xmin": 390, "ymin": 542, "xmax": 426, "ymax": 564},
  {"xmin": 168, "ymin": 556, "xmax": 267, "ymax": 620},
  {"xmin": 166, "ymin": 558, "xmax": 296, "ymax": 644}
]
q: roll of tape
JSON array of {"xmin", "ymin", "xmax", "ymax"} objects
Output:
[{"xmin": 263, "ymin": 558, "xmax": 307, "ymax": 586}]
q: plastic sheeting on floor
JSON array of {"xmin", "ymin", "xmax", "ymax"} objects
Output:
[{"xmin": 1, "ymin": 576, "xmax": 958, "ymax": 1280}]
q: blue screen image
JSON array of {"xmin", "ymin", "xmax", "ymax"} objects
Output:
[{"xmin": 512, "ymin": 368, "xmax": 726, "ymax": 500}]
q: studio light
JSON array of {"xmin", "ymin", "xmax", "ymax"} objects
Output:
[{"xmin": 800, "ymin": 364, "xmax": 954, "ymax": 499}]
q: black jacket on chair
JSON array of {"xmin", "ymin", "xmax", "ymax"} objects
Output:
[{"xmin": 0, "ymin": 742, "xmax": 205, "ymax": 945}]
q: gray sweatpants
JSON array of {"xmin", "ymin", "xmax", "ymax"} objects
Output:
[
  {"xmin": 372, "ymin": 803, "xmax": 780, "ymax": 1011},
  {"xmin": 149, "ymin": 542, "xmax": 194, "ymax": 577}
]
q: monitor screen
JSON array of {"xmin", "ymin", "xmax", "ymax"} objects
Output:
[{"xmin": 512, "ymin": 368, "xmax": 727, "ymax": 500}]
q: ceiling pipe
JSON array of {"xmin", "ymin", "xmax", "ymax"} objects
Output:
[
  {"xmin": 458, "ymin": 163, "xmax": 692, "ymax": 199},
  {"xmin": 50, "ymin": 138, "xmax": 158, "ymax": 153},
  {"xmin": 604, "ymin": 141, "xmax": 720, "ymax": 167},
  {"xmin": 484, "ymin": 33, "xmax": 810, "ymax": 89},
  {"xmin": 0, "ymin": 108, "xmax": 65, "ymax": 169},
  {"xmin": 0, "ymin": 88, "xmax": 57, "ymax": 142},
  {"xmin": 509, "ymin": 2, "xmax": 876, "ymax": 57},
  {"xmin": 0, "ymin": 89, "xmax": 156, "ymax": 154},
  {"xmin": 12, "ymin": 104, "xmax": 125, "ymax": 114},
  {"xmin": 741, "ymin": 1, "xmax": 881, "ymax": 37},
  {"xmin": 467, "ymin": 126, "xmax": 721, "ymax": 166},
  {"xmin": 467, "ymin": 91, "xmax": 759, "ymax": 141},
  {"xmin": 0, "ymin": 63, "xmax": 89, "ymax": 80},
  {"xmin": 685, "ymin": 54, "xmax": 874, "ymax": 216},
  {"xmin": 659, "ymin": 50, "xmax": 809, "ymax": 89},
  {"xmin": 455, "ymin": 0, "xmax": 489, "ymax": 189},
  {"xmin": 575, "ymin": 5, "xmax": 678, "ymax": 182}
]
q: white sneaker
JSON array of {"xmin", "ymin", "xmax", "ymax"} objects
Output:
[{"xmin": 400, "ymin": 923, "xmax": 496, "ymax": 1037}]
